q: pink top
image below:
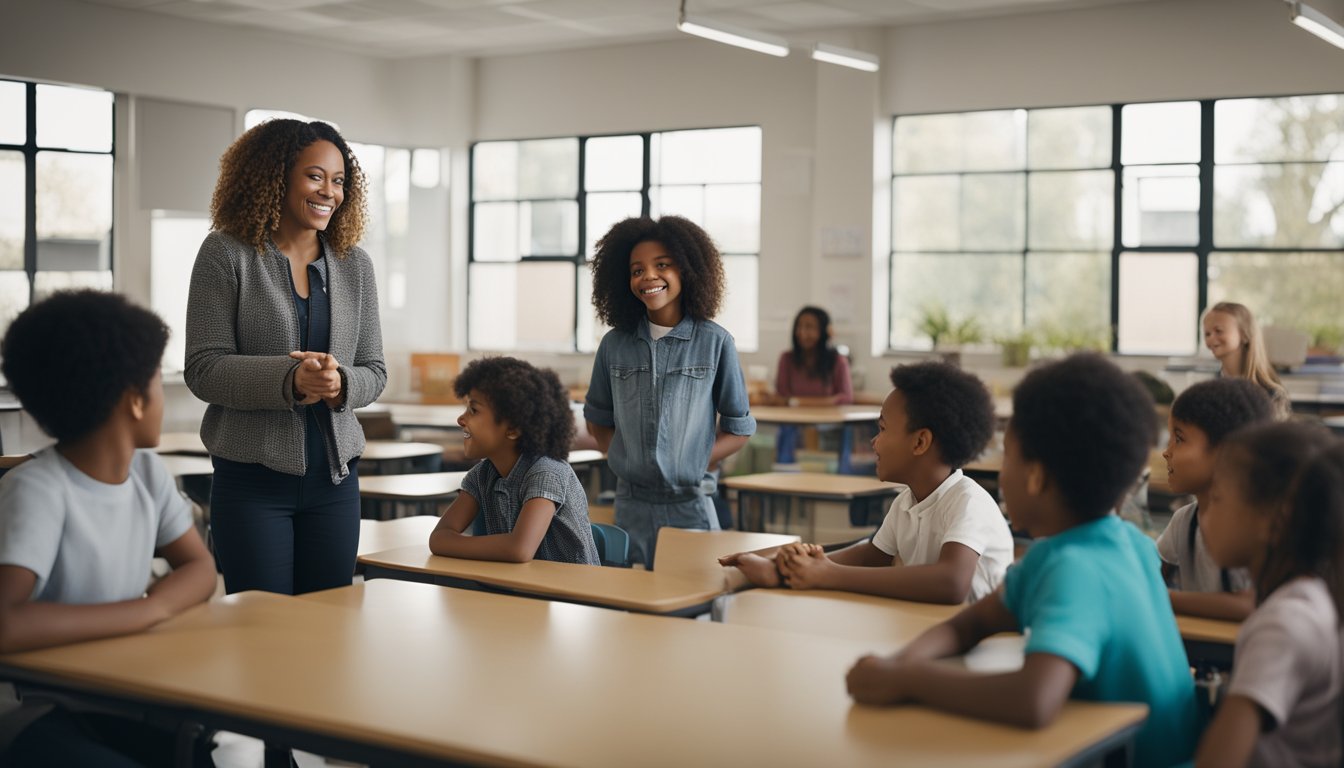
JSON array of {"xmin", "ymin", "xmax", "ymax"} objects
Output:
[{"xmin": 775, "ymin": 352, "xmax": 853, "ymax": 403}]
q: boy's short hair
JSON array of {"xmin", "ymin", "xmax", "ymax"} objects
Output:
[
  {"xmin": 1170, "ymin": 377, "xmax": 1274, "ymax": 447},
  {"xmin": 1011, "ymin": 354, "xmax": 1155, "ymax": 521},
  {"xmin": 2, "ymin": 290, "xmax": 169, "ymax": 443},
  {"xmin": 889, "ymin": 361, "xmax": 995, "ymax": 468},
  {"xmin": 454, "ymin": 356, "xmax": 575, "ymax": 461}
]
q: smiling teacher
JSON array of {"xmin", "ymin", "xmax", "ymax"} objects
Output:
[{"xmin": 185, "ymin": 119, "xmax": 386, "ymax": 595}]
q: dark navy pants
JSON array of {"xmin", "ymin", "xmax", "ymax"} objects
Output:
[{"xmin": 209, "ymin": 416, "xmax": 360, "ymax": 596}]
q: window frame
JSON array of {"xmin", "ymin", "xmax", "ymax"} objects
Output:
[
  {"xmin": 888, "ymin": 94, "xmax": 1344, "ymax": 356},
  {"xmin": 466, "ymin": 125, "xmax": 761, "ymax": 353},
  {"xmin": 0, "ymin": 78, "xmax": 116, "ymax": 309}
]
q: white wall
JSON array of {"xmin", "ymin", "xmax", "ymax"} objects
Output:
[
  {"xmin": 467, "ymin": 33, "xmax": 880, "ymax": 388},
  {"xmin": 3, "ymin": 0, "xmax": 1343, "ymax": 421},
  {"xmin": 0, "ymin": 0, "xmax": 474, "ymax": 412},
  {"xmin": 882, "ymin": 0, "xmax": 1344, "ymax": 116}
]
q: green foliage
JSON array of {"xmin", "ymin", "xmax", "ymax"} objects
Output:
[
  {"xmin": 915, "ymin": 304, "xmax": 952, "ymax": 348},
  {"xmin": 1311, "ymin": 325, "xmax": 1344, "ymax": 355},
  {"xmin": 916, "ymin": 304, "xmax": 984, "ymax": 347},
  {"xmin": 993, "ymin": 329, "xmax": 1035, "ymax": 367},
  {"xmin": 1034, "ymin": 320, "xmax": 1112, "ymax": 355}
]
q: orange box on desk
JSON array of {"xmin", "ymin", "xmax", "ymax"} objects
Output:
[{"xmin": 410, "ymin": 353, "xmax": 460, "ymax": 404}]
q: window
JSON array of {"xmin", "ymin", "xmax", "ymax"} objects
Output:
[
  {"xmin": 890, "ymin": 106, "xmax": 1112, "ymax": 352},
  {"xmin": 469, "ymin": 127, "xmax": 762, "ymax": 353},
  {"xmin": 240, "ymin": 109, "xmax": 450, "ymax": 331},
  {"xmin": 0, "ymin": 79, "xmax": 114, "ymax": 343},
  {"xmin": 889, "ymin": 94, "xmax": 1344, "ymax": 356}
]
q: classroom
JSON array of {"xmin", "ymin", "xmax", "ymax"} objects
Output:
[{"xmin": 1, "ymin": 0, "xmax": 1343, "ymax": 766}]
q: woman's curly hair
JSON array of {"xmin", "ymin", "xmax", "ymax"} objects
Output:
[
  {"xmin": 454, "ymin": 356, "xmax": 575, "ymax": 461},
  {"xmin": 210, "ymin": 119, "xmax": 368, "ymax": 256},
  {"xmin": 589, "ymin": 216, "xmax": 725, "ymax": 332}
]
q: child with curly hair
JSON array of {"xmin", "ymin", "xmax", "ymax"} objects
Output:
[
  {"xmin": 584, "ymin": 216, "xmax": 756, "ymax": 569},
  {"xmin": 0, "ymin": 290, "xmax": 217, "ymax": 765},
  {"xmin": 429, "ymin": 357, "xmax": 599, "ymax": 565}
]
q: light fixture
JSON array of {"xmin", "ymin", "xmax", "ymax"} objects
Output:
[
  {"xmin": 1288, "ymin": 1, "xmax": 1344, "ymax": 50},
  {"xmin": 677, "ymin": 0, "xmax": 789, "ymax": 58},
  {"xmin": 811, "ymin": 42, "xmax": 880, "ymax": 72}
]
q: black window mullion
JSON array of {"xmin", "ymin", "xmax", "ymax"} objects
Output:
[
  {"xmin": 576, "ymin": 138, "xmax": 586, "ymax": 352},
  {"xmin": 1109, "ymin": 104, "xmax": 1122, "ymax": 353},
  {"xmin": 641, "ymin": 133, "xmax": 651, "ymax": 218},
  {"xmin": 1197, "ymin": 100, "xmax": 1215, "ymax": 324},
  {"xmin": 1021, "ymin": 168, "xmax": 1030, "ymax": 334},
  {"xmin": 23, "ymin": 82, "xmax": 36, "ymax": 301}
]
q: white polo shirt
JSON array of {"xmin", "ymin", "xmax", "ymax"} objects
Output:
[{"xmin": 870, "ymin": 469, "xmax": 1013, "ymax": 602}]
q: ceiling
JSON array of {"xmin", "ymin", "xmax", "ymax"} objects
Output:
[{"xmin": 77, "ymin": 0, "xmax": 1162, "ymax": 59}]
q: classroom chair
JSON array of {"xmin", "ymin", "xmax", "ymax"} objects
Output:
[{"xmin": 590, "ymin": 522, "xmax": 631, "ymax": 568}]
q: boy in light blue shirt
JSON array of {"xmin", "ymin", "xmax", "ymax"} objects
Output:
[{"xmin": 846, "ymin": 354, "xmax": 1198, "ymax": 768}]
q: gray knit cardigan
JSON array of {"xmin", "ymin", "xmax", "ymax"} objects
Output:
[{"xmin": 184, "ymin": 231, "xmax": 386, "ymax": 483}]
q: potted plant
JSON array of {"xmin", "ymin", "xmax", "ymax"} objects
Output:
[{"xmin": 995, "ymin": 330, "xmax": 1034, "ymax": 368}]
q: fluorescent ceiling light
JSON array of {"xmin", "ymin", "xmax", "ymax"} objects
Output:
[
  {"xmin": 811, "ymin": 43, "xmax": 880, "ymax": 72},
  {"xmin": 1289, "ymin": 1, "xmax": 1344, "ymax": 50},
  {"xmin": 677, "ymin": 14, "xmax": 789, "ymax": 57}
]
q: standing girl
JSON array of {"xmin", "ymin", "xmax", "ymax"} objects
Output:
[
  {"xmin": 186, "ymin": 119, "xmax": 386, "ymax": 596},
  {"xmin": 1196, "ymin": 422, "xmax": 1342, "ymax": 767},
  {"xmin": 775, "ymin": 306, "xmax": 853, "ymax": 406},
  {"xmin": 1202, "ymin": 302, "xmax": 1291, "ymax": 419},
  {"xmin": 584, "ymin": 216, "xmax": 756, "ymax": 568}
]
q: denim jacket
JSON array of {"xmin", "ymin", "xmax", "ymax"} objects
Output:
[{"xmin": 585, "ymin": 316, "xmax": 755, "ymax": 503}]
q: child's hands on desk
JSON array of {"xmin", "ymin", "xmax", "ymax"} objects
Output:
[
  {"xmin": 777, "ymin": 543, "xmax": 829, "ymax": 589},
  {"xmin": 845, "ymin": 653, "xmax": 910, "ymax": 706},
  {"xmin": 719, "ymin": 551, "xmax": 783, "ymax": 588}
]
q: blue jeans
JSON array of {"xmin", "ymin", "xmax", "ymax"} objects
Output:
[
  {"xmin": 210, "ymin": 418, "xmax": 360, "ymax": 595},
  {"xmin": 615, "ymin": 477, "xmax": 720, "ymax": 570}
]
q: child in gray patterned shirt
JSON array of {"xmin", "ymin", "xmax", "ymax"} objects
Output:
[{"xmin": 429, "ymin": 357, "xmax": 599, "ymax": 565}]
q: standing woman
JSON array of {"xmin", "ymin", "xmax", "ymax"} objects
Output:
[{"xmin": 186, "ymin": 119, "xmax": 386, "ymax": 595}]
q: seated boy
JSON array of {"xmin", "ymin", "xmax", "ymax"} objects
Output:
[
  {"xmin": 845, "ymin": 354, "xmax": 1198, "ymax": 768},
  {"xmin": 1158, "ymin": 377, "xmax": 1273, "ymax": 621},
  {"xmin": 720, "ymin": 362, "xmax": 1012, "ymax": 604},
  {"xmin": 429, "ymin": 357, "xmax": 599, "ymax": 565},
  {"xmin": 0, "ymin": 290, "xmax": 218, "ymax": 765}
]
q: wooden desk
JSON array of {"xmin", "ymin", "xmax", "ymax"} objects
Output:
[
  {"xmin": 751, "ymin": 405, "xmax": 880, "ymax": 475},
  {"xmin": 358, "ymin": 439, "xmax": 445, "ymax": 475},
  {"xmin": 653, "ymin": 528, "xmax": 799, "ymax": 575},
  {"xmin": 155, "ymin": 431, "xmax": 208, "ymax": 456},
  {"xmin": 357, "ymin": 516, "xmax": 438, "ymax": 558},
  {"xmin": 359, "ymin": 544, "xmax": 726, "ymax": 616},
  {"xmin": 357, "ymin": 471, "xmax": 468, "ymax": 520},
  {"xmin": 723, "ymin": 472, "xmax": 902, "ymax": 534},
  {"xmin": 567, "ymin": 448, "xmax": 605, "ymax": 466},
  {"xmin": 714, "ymin": 589, "xmax": 1026, "ymax": 672},
  {"xmin": 158, "ymin": 454, "xmax": 214, "ymax": 478},
  {"xmin": 750, "ymin": 404, "xmax": 881, "ymax": 426},
  {"xmin": 0, "ymin": 582, "xmax": 1144, "ymax": 768},
  {"xmin": 358, "ymin": 402, "xmax": 466, "ymax": 430},
  {"xmin": 719, "ymin": 589, "xmax": 1239, "ymax": 670},
  {"xmin": 965, "ymin": 448, "xmax": 1171, "ymax": 495},
  {"xmin": 1175, "ymin": 614, "xmax": 1240, "ymax": 669}
]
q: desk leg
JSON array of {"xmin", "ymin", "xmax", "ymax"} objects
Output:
[
  {"xmin": 837, "ymin": 425, "xmax": 853, "ymax": 474},
  {"xmin": 264, "ymin": 743, "xmax": 296, "ymax": 768}
]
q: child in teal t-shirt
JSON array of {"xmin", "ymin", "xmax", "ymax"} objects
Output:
[{"xmin": 846, "ymin": 354, "xmax": 1198, "ymax": 768}]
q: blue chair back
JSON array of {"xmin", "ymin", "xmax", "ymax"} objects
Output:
[{"xmin": 590, "ymin": 522, "xmax": 631, "ymax": 568}]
